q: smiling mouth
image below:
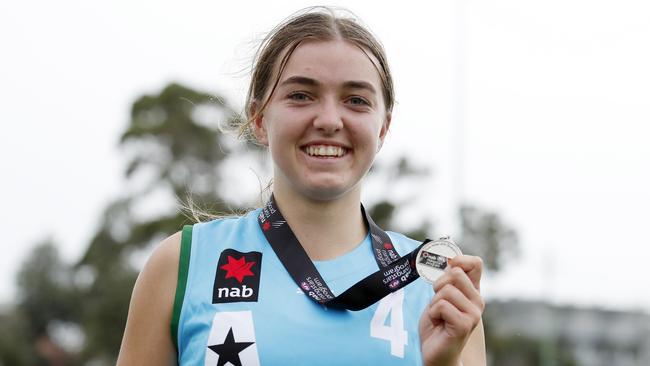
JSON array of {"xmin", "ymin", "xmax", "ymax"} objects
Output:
[{"xmin": 301, "ymin": 145, "xmax": 349, "ymax": 158}]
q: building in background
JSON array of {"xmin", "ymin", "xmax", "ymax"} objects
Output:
[{"xmin": 486, "ymin": 300, "xmax": 650, "ymax": 366}]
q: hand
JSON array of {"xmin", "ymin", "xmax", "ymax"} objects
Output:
[{"xmin": 419, "ymin": 255, "xmax": 485, "ymax": 366}]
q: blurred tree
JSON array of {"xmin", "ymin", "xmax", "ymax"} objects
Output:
[
  {"xmin": 0, "ymin": 308, "xmax": 39, "ymax": 365},
  {"xmin": 0, "ymin": 240, "xmax": 80, "ymax": 365},
  {"xmin": 17, "ymin": 241, "xmax": 80, "ymax": 338},
  {"xmin": 459, "ymin": 207, "xmax": 534, "ymax": 365},
  {"xmin": 367, "ymin": 156, "xmax": 433, "ymax": 240},
  {"xmin": 74, "ymin": 82, "xmax": 250, "ymax": 364},
  {"xmin": 485, "ymin": 331, "xmax": 578, "ymax": 366},
  {"xmin": 459, "ymin": 205, "xmax": 519, "ymax": 272}
]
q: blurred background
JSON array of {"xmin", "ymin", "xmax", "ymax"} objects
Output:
[{"xmin": 1, "ymin": 0, "xmax": 649, "ymax": 365}]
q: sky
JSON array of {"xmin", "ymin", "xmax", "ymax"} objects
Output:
[{"xmin": 1, "ymin": 0, "xmax": 649, "ymax": 312}]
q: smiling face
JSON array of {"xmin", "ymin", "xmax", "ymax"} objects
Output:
[{"xmin": 253, "ymin": 40, "xmax": 391, "ymax": 202}]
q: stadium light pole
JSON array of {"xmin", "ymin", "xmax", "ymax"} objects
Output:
[{"xmin": 451, "ymin": 0, "xmax": 468, "ymax": 236}]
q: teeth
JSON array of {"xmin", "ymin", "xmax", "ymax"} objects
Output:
[{"xmin": 305, "ymin": 145, "xmax": 345, "ymax": 157}]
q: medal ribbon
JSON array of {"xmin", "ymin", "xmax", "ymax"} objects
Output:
[{"xmin": 258, "ymin": 195, "xmax": 429, "ymax": 311}]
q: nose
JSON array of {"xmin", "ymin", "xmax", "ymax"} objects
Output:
[{"xmin": 313, "ymin": 98, "xmax": 343, "ymax": 134}]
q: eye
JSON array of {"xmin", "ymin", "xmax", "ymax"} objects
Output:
[
  {"xmin": 287, "ymin": 92, "xmax": 311, "ymax": 102},
  {"xmin": 347, "ymin": 96, "xmax": 370, "ymax": 106}
]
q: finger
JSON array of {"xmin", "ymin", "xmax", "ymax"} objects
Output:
[
  {"xmin": 434, "ymin": 266, "xmax": 480, "ymax": 301},
  {"xmin": 431, "ymin": 282, "xmax": 481, "ymax": 318},
  {"xmin": 447, "ymin": 255, "xmax": 483, "ymax": 290},
  {"xmin": 434, "ymin": 267, "xmax": 484, "ymax": 310},
  {"xmin": 427, "ymin": 299, "xmax": 474, "ymax": 336}
]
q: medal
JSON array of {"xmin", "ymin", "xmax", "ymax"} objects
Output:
[{"xmin": 415, "ymin": 236, "xmax": 462, "ymax": 283}]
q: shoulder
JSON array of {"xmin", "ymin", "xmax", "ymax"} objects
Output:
[
  {"xmin": 149, "ymin": 231, "xmax": 183, "ymax": 272},
  {"xmin": 191, "ymin": 209, "xmax": 263, "ymax": 241},
  {"xmin": 121, "ymin": 230, "xmax": 183, "ymax": 300},
  {"xmin": 132, "ymin": 230, "xmax": 184, "ymax": 315}
]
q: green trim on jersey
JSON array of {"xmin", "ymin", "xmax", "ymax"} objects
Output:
[{"xmin": 171, "ymin": 225, "xmax": 193, "ymax": 353}]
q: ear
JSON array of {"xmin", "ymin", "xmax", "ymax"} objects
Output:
[
  {"xmin": 250, "ymin": 102, "xmax": 269, "ymax": 146},
  {"xmin": 377, "ymin": 112, "xmax": 392, "ymax": 151}
]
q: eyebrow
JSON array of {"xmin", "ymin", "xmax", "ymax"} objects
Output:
[
  {"xmin": 280, "ymin": 76, "xmax": 318, "ymax": 87},
  {"xmin": 342, "ymin": 80, "xmax": 377, "ymax": 94},
  {"xmin": 279, "ymin": 76, "xmax": 377, "ymax": 94}
]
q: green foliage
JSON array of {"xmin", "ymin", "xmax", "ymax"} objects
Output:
[
  {"xmin": 17, "ymin": 241, "xmax": 81, "ymax": 335},
  {"xmin": 459, "ymin": 205, "xmax": 519, "ymax": 272},
  {"xmin": 367, "ymin": 157, "xmax": 433, "ymax": 241},
  {"xmin": 0, "ymin": 308, "xmax": 41, "ymax": 365},
  {"xmin": 0, "ymin": 241, "xmax": 82, "ymax": 365},
  {"xmin": 368, "ymin": 201, "xmax": 396, "ymax": 229},
  {"xmin": 75, "ymin": 82, "xmax": 248, "ymax": 364},
  {"xmin": 78, "ymin": 261, "xmax": 136, "ymax": 364},
  {"xmin": 120, "ymin": 83, "xmax": 244, "ymax": 198},
  {"xmin": 485, "ymin": 330, "xmax": 579, "ymax": 366}
]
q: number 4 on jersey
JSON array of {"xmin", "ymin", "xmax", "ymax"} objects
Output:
[{"xmin": 370, "ymin": 289, "xmax": 408, "ymax": 358}]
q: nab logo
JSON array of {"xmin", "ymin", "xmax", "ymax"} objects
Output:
[{"xmin": 213, "ymin": 249, "xmax": 262, "ymax": 304}]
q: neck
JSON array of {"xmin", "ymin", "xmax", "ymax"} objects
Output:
[{"xmin": 272, "ymin": 186, "xmax": 367, "ymax": 261}]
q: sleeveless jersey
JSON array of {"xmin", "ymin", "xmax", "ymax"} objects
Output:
[{"xmin": 172, "ymin": 208, "xmax": 434, "ymax": 365}]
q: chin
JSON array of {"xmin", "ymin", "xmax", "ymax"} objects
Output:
[{"xmin": 299, "ymin": 181, "xmax": 360, "ymax": 202}]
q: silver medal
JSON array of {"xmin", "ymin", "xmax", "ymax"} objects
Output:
[{"xmin": 415, "ymin": 236, "xmax": 463, "ymax": 283}]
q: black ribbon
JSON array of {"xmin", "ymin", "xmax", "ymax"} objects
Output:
[{"xmin": 258, "ymin": 195, "xmax": 429, "ymax": 311}]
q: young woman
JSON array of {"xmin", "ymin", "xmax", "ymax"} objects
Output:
[{"xmin": 118, "ymin": 8, "xmax": 486, "ymax": 366}]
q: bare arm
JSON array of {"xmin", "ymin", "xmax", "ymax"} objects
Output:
[{"xmin": 117, "ymin": 231, "xmax": 182, "ymax": 366}]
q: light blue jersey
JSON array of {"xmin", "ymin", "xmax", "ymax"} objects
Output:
[{"xmin": 172, "ymin": 208, "xmax": 434, "ymax": 365}]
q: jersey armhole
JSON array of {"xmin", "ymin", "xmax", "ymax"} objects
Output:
[{"xmin": 171, "ymin": 224, "xmax": 193, "ymax": 354}]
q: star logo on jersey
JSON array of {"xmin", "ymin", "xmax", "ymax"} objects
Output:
[
  {"xmin": 205, "ymin": 311, "xmax": 260, "ymax": 366},
  {"xmin": 208, "ymin": 327, "xmax": 255, "ymax": 366},
  {"xmin": 221, "ymin": 255, "xmax": 256, "ymax": 283},
  {"xmin": 213, "ymin": 249, "xmax": 262, "ymax": 304}
]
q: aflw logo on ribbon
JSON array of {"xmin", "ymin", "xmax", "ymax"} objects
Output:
[{"xmin": 213, "ymin": 249, "xmax": 262, "ymax": 304}]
